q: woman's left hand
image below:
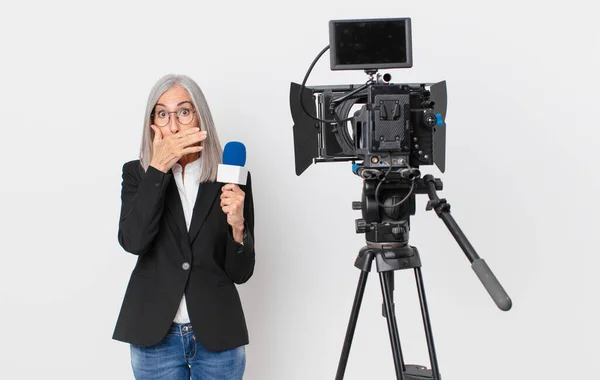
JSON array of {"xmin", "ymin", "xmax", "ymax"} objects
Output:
[{"xmin": 220, "ymin": 184, "xmax": 245, "ymax": 231}]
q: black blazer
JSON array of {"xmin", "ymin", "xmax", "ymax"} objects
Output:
[{"xmin": 112, "ymin": 160, "xmax": 255, "ymax": 352}]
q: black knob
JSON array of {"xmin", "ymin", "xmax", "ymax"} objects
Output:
[
  {"xmin": 392, "ymin": 226, "xmax": 405, "ymax": 236},
  {"xmin": 421, "ymin": 100, "xmax": 435, "ymax": 108},
  {"xmin": 356, "ymin": 219, "xmax": 367, "ymax": 233},
  {"xmin": 352, "ymin": 201, "xmax": 362, "ymax": 210},
  {"xmin": 423, "ymin": 112, "xmax": 437, "ymax": 128}
]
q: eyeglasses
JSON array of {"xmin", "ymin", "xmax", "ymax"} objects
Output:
[{"xmin": 152, "ymin": 107, "xmax": 196, "ymax": 127}]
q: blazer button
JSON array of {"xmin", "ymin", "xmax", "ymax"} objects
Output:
[
  {"xmin": 155, "ymin": 182, "xmax": 160, "ymax": 187},
  {"xmin": 182, "ymin": 262, "xmax": 190, "ymax": 270}
]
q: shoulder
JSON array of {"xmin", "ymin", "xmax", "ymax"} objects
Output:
[
  {"xmin": 123, "ymin": 159, "xmax": 141, "ymax": 170},
  {"xmin": 122, "ymin": 159, "xmax": 144, "ymax": 178}
]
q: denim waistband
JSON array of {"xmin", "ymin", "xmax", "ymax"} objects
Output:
[{"xmin": 169, "ymin": 322, "xmax": 194, "ymax": 335}]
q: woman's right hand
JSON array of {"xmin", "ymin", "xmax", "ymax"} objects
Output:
[{"xmin": 148, "ymin": 125, "xmax": 207, "ymax": 172}]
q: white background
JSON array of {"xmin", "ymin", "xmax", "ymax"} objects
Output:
[{"xmin": 1, "ymin": 1, "xmax": 598, "ymax": 379}]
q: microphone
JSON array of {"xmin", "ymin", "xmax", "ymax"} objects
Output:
[{"xmin": 217, "ymin": 141, "xmax": 248, "ymax": 185}]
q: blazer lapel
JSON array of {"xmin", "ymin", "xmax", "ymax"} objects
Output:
[
  {"xmin": 165, "ymin": 178, "xmax": 189, "ymax": 241},
  {"xmin": 188, "ymin": 181, "xmax": 221, "ymax": 245}
]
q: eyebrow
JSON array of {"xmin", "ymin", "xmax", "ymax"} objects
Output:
[{"xmin": 155, "ymin": 101, "xmax": 193, "ymax": 108}]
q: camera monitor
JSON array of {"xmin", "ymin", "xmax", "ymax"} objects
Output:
[{"xmin": 329, "ymin": 18, "xmax": 413, "ymax": 70}]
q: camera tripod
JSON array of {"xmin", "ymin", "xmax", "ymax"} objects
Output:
[{"xmin": 335, "ymin": 174, "xmax": 512, "ymax": 380}]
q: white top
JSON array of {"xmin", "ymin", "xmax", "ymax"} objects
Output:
[{"xmin": 170, "ymin": 156, "xmax": 202, "ymax": 324}]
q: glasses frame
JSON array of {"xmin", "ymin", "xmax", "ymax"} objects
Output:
[{"xmin": 151, "ymin": 108, "xmax": 197, "ymax": 127}]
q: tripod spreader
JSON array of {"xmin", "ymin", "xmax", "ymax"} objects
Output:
[{"xmin": 422, "ymin": 175, "xmax": 513, "ymax": 311}]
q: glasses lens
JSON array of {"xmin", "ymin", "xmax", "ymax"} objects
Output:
[
  {"xmin": 177, "ymin": 109, "xmax": 194, "ymax": 125},
  {"xmin": 154, "ymin": 110, "xmax": 169, "ymax": 127}
]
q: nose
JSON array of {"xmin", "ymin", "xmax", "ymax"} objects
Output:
[{"xmin": 168, "ymin": 114, "xmax": 180, "ymax": 134}]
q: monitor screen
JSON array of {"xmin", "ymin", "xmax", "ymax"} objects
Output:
[{"xmin": 329, "ymin": 18, "xmax": 413, "ymax": 70}]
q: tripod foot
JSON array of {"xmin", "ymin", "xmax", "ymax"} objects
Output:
[{"xmin": 404, "ymin": 364, "xmax": 437, "ymax": 380}]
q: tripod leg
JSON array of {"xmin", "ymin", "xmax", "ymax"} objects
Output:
[
  {"xmin": 336, "ymin": 270, "xmax": 370, "ymax": 380},
  {"xmin": 380, "ymin": 271, "xmax": 406, "ymax": 380},
  {"xmin": 414, "ymin": 267, "xmax": 442, "ymax": 380}
]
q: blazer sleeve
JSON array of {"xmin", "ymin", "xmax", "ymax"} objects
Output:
[
  {"xmin": 117, "ymin": 161, "xmax": 172, "ymax": 255},
  {"xmin": 224, "ymin": 171, "xmax": 255, "ymax": 284}
]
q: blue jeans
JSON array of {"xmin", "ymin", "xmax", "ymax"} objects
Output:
[{"xmin": 130, "ymin": 323, "xmax": 246, "ymax": 380}]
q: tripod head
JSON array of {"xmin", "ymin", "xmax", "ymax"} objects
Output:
[
  {"xmin": 352, "ymin": 165, "xmax": 512, "ymax": 312},
  {"xmin": 352, "ymin": 166, "xmax": 442, "ymax": 245}
]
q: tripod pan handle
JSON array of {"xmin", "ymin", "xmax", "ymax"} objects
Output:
[{"xmin": 472, "ymin": 259, "xmax": 512, "ymax": 311}]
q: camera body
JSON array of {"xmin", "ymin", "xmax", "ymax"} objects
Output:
[
  {"xmin": 290, "ymin": 17, "xmax": 447, "ymax": 176},
  {"xmin": 317, "ymin": 80, "xmax": 446, "ymax": 172}
]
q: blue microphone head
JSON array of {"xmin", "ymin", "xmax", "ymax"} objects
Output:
[{"xmin": 222, "ymin": 141, "xmax": 246, "ymax": 167}]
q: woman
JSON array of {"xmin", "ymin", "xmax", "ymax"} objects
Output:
[{"xmin": 112, "ymin": 74, "xmax": 255, "ymax": 380}]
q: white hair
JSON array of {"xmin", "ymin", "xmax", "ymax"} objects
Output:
[{"xmin": 139, "ymin": 74, "xmax": 222, "ymax": 182}]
